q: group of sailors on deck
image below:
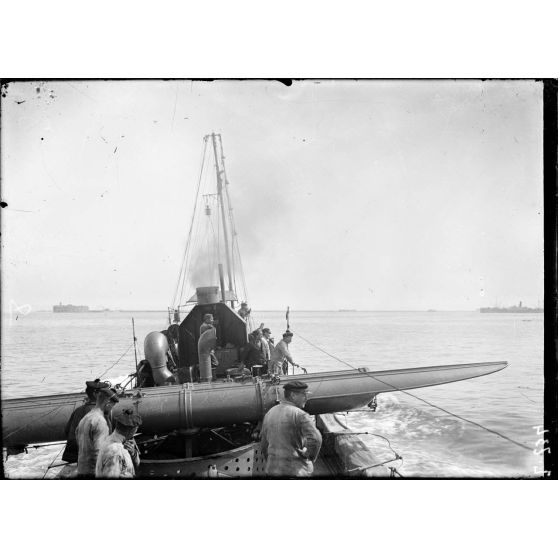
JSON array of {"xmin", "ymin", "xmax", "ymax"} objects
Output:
[
  {"xmin": 200, "ymin": 307, "xmax": 302, "ymax": 377},
  {"xmin": 62, "ymin": 379, "xmax": 142, "ymax": 479},
  {"xmin": 62, "ymin": 375, "xmax": 321, "ymax": 478},
  {"xmin": 207, "ymin": 306, "xmax": 322, "ymax": 477},
  {"xmin": 61, "ymin": 305, "xmax": 317, "ymax": 478}
]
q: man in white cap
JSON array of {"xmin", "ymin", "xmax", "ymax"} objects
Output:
[
  {"xmin": 268, "ymin": 330, "xmax": 299, "ymax": 375},
  {"xmin": 96, "ymin": 409, "xmax": 142, "ymax": 479},
  {"xmin": 62, "ymin": 378, "xmax": 110, "ymax": 463},
  {"xmin": 260, "ymin": 380, "xmax": 322, "ymax": 477},
  {"xmin": 75, "ymin": 387, "xmax": 119, "ymax": 478}
]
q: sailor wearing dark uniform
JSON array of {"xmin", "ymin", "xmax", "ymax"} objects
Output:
[
  {"xmin": 238, "ymin": 328, "xmax": 266, "ymax": 372},
  {"xmin": 260, "ymin": 380, "xmax": 322, "ymax": 477},
  {"xmin": 96, "ymin": 409, "xmax": 142, "ymax": 479},
  {"xmin": 268, "ymin": 330, "xmax": 298, "ymax": 375},
  {"xmin": 75, "ymin": 387, "xmax": 119, "ymax": 478},
  {"xmin": 62, "ymin": 378, "xmax": 110, "ymax": 463}
]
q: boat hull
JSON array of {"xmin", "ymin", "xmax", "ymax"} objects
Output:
[{"xmin": 2, "ymin": 361, "xmax": 507, "ymax": 448}]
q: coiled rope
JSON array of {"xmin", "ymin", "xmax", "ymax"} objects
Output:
[{"xmin": 293, "ymin": 329, "xmax": 533, "ymax": 453}]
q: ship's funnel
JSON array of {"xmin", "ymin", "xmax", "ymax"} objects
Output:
[
  {"xmin": 196, "ymin": 286, "xmax": 220, "ymax": 304},
  {"xmin": 144, "ymin": 331, "xmax": 174, "ymax": 386}
]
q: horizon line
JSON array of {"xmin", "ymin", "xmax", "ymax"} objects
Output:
[{"xmin": 27, "ymin": 308, "xmax": 492, "ymax": 313}]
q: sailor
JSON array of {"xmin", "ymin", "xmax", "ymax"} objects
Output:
[
  {"xmin": 259, "ymin": 380, "xmax": 322, "ymax": 477},
  {"xmin": 62, "ymin": 378, "xmax": 110, "ymax": 463},
  {"xmin": 166, "ymin": 323, "xmax": 180, "ymax": 370},
  {"xmin": 238, "ymin": 302, "xmax": 251, "ymax": 320},
  {"xmin": 268, "ymin": 330, "xmax": 299, "ymax": 375},
  {"xmin": 198, "ymin": 320, "xmax": 218, "ymax": 381},
  {"xmin": 96, "ymin": 409, "xmax": 143, "ymax": 479},
  {"xmin": 250, "ymin": 328, "xmax": 264, "ymax": 353},
  {"xmin": 200, "ymin": 313, "xmax": 215, "ymax": 335},
  {"xmin": 75, "ymin": 387, "xmax": 119, "ymax": 478},
  {"xmin": 261, "ymin": 328, "xmax": 272, "ymax": 362},
  {"xmin": 238, "ymin": 328, "xmax": 266, "ymax": 372}
]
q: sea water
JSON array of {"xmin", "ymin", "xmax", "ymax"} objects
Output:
[{"xmin": 1, "ymin": 310, "xmax": 544, "ymax": 478}]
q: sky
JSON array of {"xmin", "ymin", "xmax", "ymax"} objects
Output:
[{"xmin": 1, "ymin": 80, "xmax": 543, "ymax": 311}]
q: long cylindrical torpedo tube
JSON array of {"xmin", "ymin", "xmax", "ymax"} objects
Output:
[{"xmin": 2, "ymin": 362, "xmax": 507, "ymax": 447}]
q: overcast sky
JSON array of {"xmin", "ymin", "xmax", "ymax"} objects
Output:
[{"xmin": 1, "ymin": 80, "xmax": 543, "ymax": 311}]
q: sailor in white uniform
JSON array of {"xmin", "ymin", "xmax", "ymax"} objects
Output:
[
  {"xmin": 75, "ymin": 387, "xmax": 119, "ymax": 478},
  {"xmin": 96, "ymin": 409, "xmax": 142, "ymax": 479},
  {"xmin": 268, "ymin": 330, "xmax": 298, "ymax": 375}
]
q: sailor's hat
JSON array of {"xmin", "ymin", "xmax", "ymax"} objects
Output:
[
  {"xmin": 283, "ymin": 380, "xmax": 309, "ymax": 392},
  {"xmin": 115, "ymin": 408, "xmax": 143, "ymax": 428}
]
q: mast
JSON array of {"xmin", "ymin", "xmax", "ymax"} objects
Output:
[{"xmin": 210, "ymin": 133, "xmax": 235, "ymax": 307}]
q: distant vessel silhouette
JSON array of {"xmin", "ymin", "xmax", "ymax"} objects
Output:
[
  {"xmin": 480, "ymin": 301, "xmax": 542, "ymax": 314},
  {"xmin": 52, "ymin": 303, "xmax": 89, "ymax": 313}
]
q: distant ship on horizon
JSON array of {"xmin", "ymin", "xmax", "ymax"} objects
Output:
[
  {"xmin": 480, "ymin": 300, "xmax": 543, "ymax": 314},
  {"xmin": 52, "ymin": 302, "xmax": 89, "ymax": 313}
]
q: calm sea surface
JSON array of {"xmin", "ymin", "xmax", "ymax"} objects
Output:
[{"xmin": 1, "ymin": 310, "xmax": 544, "ymax": 478}]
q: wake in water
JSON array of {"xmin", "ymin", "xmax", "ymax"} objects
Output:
[
  {"xmin": 3, "ymin": 445, "xmax": 65, "ymax": 479},
  {"xmin": 339, "ymin": 393, "xmax": 538, "ymax": 478}
]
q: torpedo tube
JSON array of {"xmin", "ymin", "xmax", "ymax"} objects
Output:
[{"xmin": 2, "ymin": 362, "xmax": 508, "ymax": 447}]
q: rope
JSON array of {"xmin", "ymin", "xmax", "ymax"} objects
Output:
[
  {"xmin": 3, "ymin": 404, "xmax": 67, "ymax": 442},
  {"xmin": 332, "ymin": 412, "xmax": 403, "ymax": 474},
  {"xmin": 293, "ymin": 329, "xmax": 533, "ymax": 453},
  {"xmin": 218, "ymin": 134, "xmax": 239, "ymax": 296},
  {"xmin": 174, "ymin": 137, "xmax": 208, "ymax": 308},
  {"xmin": 42, "ymin": 444, "xmax": 66, "ymax": 479},
  {"xmin": 5, "ymin": 341, "xmax": 133, "ymax": 451},
  {"xmin": 98, "ymin": 342, "xmax": 135, "ymax": 379},
  {"xmin": 29, "ymin": 441, "xmax": 67, "ymax": 449}
]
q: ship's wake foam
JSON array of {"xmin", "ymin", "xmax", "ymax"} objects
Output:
[{"xmin": 340, "ymin": 394, "xmax": 534, "ymax": 477}]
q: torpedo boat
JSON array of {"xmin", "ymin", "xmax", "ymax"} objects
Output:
[{"xmin": 2, "ymin": 134, "xmax": 508, "ymax": 478}]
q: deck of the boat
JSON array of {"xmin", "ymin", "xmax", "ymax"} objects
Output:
[{"xmin": 52, "ymin": 412, "xmax": 397, "ymax": 478}]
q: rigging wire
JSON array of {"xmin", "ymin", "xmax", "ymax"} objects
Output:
[
  {"xmin": 174, "ymin": 137, "xmax": 209, "ymax": 308},
  {"xmin": 218, "ymin": 133, "xmax": 249, "ymax": 307},
  {"xmin": 98, "ymin": 342, "xmax": 135, "ymax": 379},
  {"xmin": 216, "ymin": 195, "xmax": 222, "ymax": 284},
  {"xmin": 42, "ymin": 444, "xmax": 66, "ymax": 479},
  {"xmin": 331, "ymin": 412, "xmax": 404, "ymax": 474},
  {"xmin": 217, "ymin": 135, "xmax": 237, "ymax": 290},
  {"xmin": 3, "ymin": 404, "xmax": 70, "ymax": 442},
  {"xmin": 233, "ymin": 236, "xmax": 249, "ymax": 305},
  {"xmin": 225, "ymin": 188, "xmax": 238, "ymax": 295},
  {"xmin": 7, "ymin": 340, "xmax": 134, "ymax": 446},
  {"xmin": 333, "ymin": 413, "xmax": 402, "ymax": 459},
  {"xmin": 293, "ymin": 329, "xmax": 533, "ymax": 453}
]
